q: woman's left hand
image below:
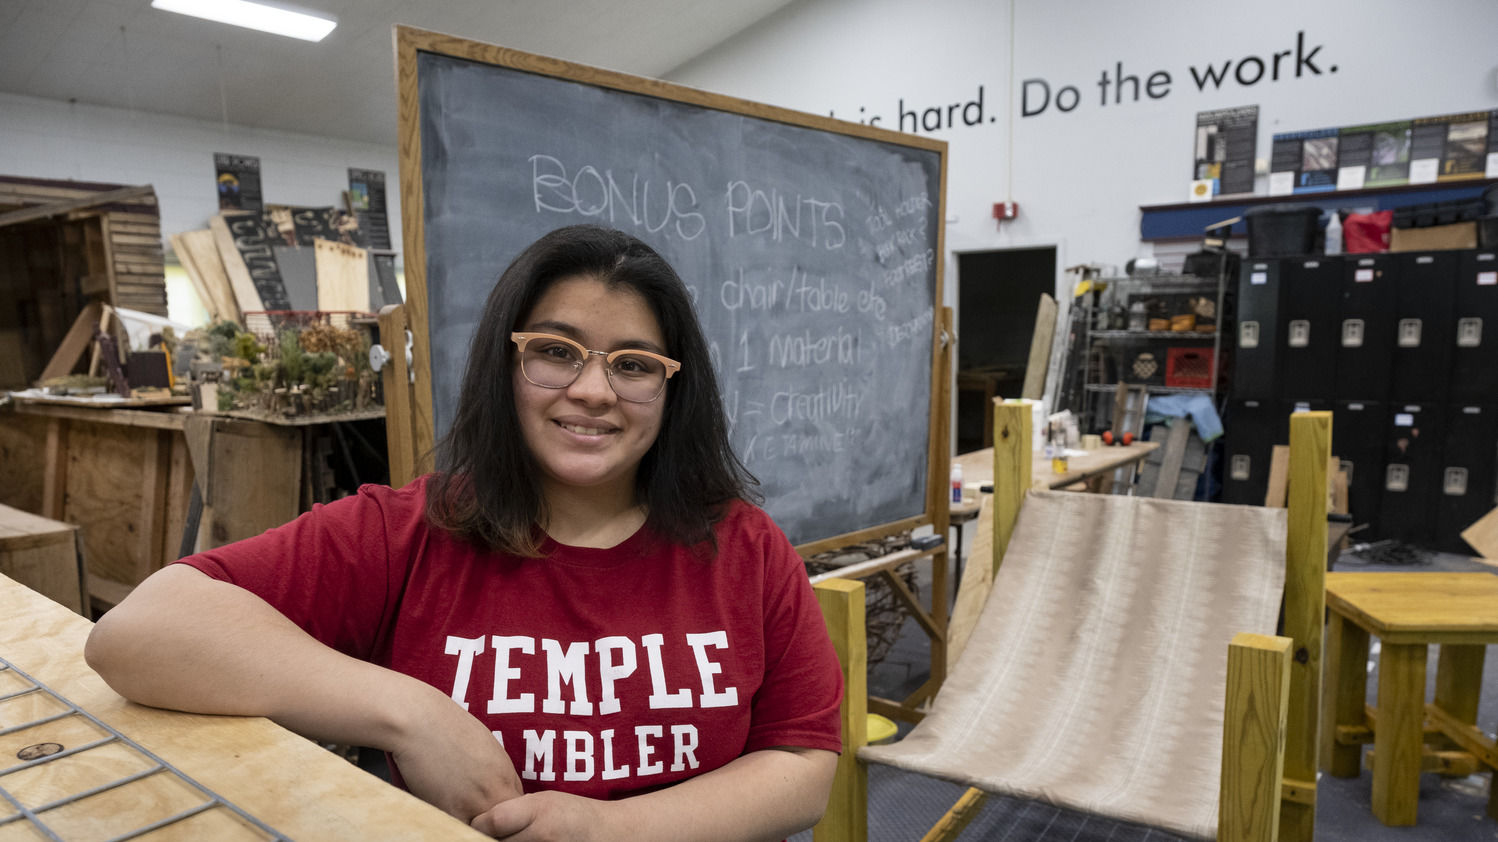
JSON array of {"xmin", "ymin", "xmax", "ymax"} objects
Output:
[{"xmin": 470, "ymin": 790, "xmax": 611, "ymax": 841}]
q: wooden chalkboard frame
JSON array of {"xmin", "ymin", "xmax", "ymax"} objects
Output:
[{"xmin": 388, "ymin": 25, "xmax": 949, "ymax": 557}]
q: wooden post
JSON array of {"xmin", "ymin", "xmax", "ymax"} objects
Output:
[
  {"xmin": 1371, "ymin": 642, "xmax": 1425, "ymax": 825},
  {"xmin": 1320, "ymin": 612, "xmax": 1370, "ymax": 777},
  {"xmin": 1219, "ymin": 632, "xmax": 1293, "ymax": 842},
  {"xmin": 42, "ymin": 417, "xmax": 68, "ymax": 520},
  {"xmin": 990, "ymin": 400, "xmax": 1031, "ymax": 575},
  {"xmin": 378, "ymin": 304, "xmax": 419, "ymax": 487},
  {"xmin": 1279, "ymin": 410, "xmax": 1329, "ymax": 842},
  {"xmin": 813, "ymin": 578, "xmax": 867, "ymax": 842}
]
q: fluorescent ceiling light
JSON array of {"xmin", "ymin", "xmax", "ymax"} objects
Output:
[{"xmin": 151, "ymin": 0, "xmax": 337, "ymax": 42}]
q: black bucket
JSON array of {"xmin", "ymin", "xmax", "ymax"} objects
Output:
[{"xmin": 1245, "ymin": 204, "xmax": 1321, "ymax": 258}]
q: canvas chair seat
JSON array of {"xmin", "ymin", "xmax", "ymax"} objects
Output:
[{"xmin": 859, "ymin": 491, "xmax": 1289, "ymax": 840}]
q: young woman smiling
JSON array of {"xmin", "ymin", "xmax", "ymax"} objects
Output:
[{"xmin": 86, "ymin": 225, "xmax": 843, "ymax": 841}]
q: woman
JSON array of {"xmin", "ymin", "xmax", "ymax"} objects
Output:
[{"xmin": 86, "ymin": 225, "xmax": 843, "ymax": 840}]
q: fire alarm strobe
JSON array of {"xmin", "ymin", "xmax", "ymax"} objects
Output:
[{"xmin": 992, "ymin": 202, "xmax": 1019, "ymax": 220}]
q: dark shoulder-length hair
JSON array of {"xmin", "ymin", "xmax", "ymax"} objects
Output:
[{"xmin": 425, "ymin": 224, "xmax": 758, "ymax": 557}]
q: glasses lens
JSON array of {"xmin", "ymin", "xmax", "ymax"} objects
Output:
[
  {"xmin": 521, "ymin": 338, "xmax": 584, "ymax": 388},
  {"xmin": 608, "ymin": 353, "xmax": 666, "ymax": 402}
]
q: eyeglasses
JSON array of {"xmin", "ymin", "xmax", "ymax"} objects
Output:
[{"xmin": 511, "ymin": 332, "xmax": 681, "ymax": 403}]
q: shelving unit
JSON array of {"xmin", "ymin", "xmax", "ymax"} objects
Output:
[{"xmin": 1076, "ymin": 259, "xmax": 1230, "ymax": 432}]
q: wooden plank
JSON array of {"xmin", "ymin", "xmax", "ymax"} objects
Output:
[
  {"xmin": 1461, "ymin": 505, "xmax": 1498, "ymax": 559},
  {"xmin": 919, "ymin": 788, "xmax": 987, "ymax": 842},
  {"xmin": 1324, "ymin": 572, "xmax": 1498, "ymax": 640},
  {"xmin": 0, "ymin": 185, "xmax": 155, "ymax": 229},
  {"xmin": 315, "ymin": 239, "xmax": 371, "ymax": 312},
  {"xmin": 13, "ymin": 402, "xmax": 189, "ymax": 431},
  {"xmin": 208, "ymin": 213, "xmax": 264, "ymax": 314},
  {"xmin": 1365, "ymin": 744, "xmax": 1482, "ymax": 776},
  {"xmin": 1371, "ymin": 642, "xmax": 1426, "ymax": 825},
  {"xmin": 1425, "ymin": 703, "xmax": 1498, "ymax": 772},
  {"xmin": 947, "ymin": 496, "xmax": 993, "ymax": 673},
  {"xmin": 1280, "ymin": 410, "xmax": 1329, "ymax": 842},
  {"xmin": 201, "ymin": 419, "xmax": 301, "ymax": 548},
  {"xmin": 172, "ymin": 229, "xmax": 240, "ymax": 322},
  {"xmin": 1218, "ymin": 632, "xmax": 1292, "ymax": 842},
  {"xmin": 63, "ymin": 422, "xmax": 165, "ymax": 590},
  {"xmin": 0, "ymin": 408, "xmax": 49, "ymax": 513},
  {"xmin": 1434, "ymin": 643, "xmax": 1485, "ymax": 726},
  {"xmin": 0, "ymin": 504, "xmax": 82, "ymax": 615},
  {"xmin": 1264, "ymin": 444, "xmax": 1290, "ymax": 507},
  {"xmin": 39, "ymin": 299, "xmax": 104, "ymax": 381},
  {"xmin": 808, "ymin": 548, "xmax": 924, "ymax": 584},
  {"xmin": 1, "ymin": 573, "xmax": 490, "ymax": 839},
  {"xmin": 377, "ymin": 305, "xmax": 418, "ymax": 487},
  {"xmin": 42, "ymin": 417, "xmax": 68, "ymax": 520},
  {"xmin": 991, "ymin": 400, "xmax": 1031, "ymax": 575},
  {"xmin": 1149, "ymin": 419, "xmax": 1192, "ymax": 499},
  {"xmin": 812, "ymin": 579, "xmax": 867, "ymax": 842},
  {"xmin": 1020, "ymin": 293, "xmax": 1056, "ymax": 400},
  {"xmin": 1321, "ymin": 611, "xmax": 1370, "ymax": 777},
  {"xmin": 161, "ymin": 431, "xmax": 194, "ymax": 565}
]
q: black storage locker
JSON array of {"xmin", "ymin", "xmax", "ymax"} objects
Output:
[
  {"xmin": 1448, "ymin": 250, "xmax": 1498, "ymax": 403},
  {"xmin": 1435, "ymin": 403, "xmax": 1498, "ymax": 554},
  {"xmin": 1390, "ymin": 252, "xmax": 1457, "ymax": 403},
  {"xmin": 1333, "ymin": 400, "xmax": 1385, "ymax": 538},
  {"xmin": 1278, "ymin": 256, "xmax": 1342, "ymax": 402},
  {"xmin": 1377, "ymin": 403, "xmax": 1444, "ymax": 545},
  {"xmin": 1334, "ymin": 254, "xmax": 1396, "ymax": 402},
  {"xmin": 1233, "ymin": 259, "xmax": 1284, "ymax": 400},
  {"xmin": 1221, "ymin": 398, "xmax": 1285, "ymax": 506}
]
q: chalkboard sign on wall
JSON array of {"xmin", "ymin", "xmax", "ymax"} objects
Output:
[{"xmin": 393, "ymin": 28, "xmax": 947, "ymax": 551}]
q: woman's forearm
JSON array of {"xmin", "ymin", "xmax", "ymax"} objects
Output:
[
  {"xmin": 86, "ymin": 564, "xmax": 426, "ymax": 747},
  {"xmin": 85, "ymin": 565, "xmax": 524, "ymax": 821},
  {"xmin": 473, "ymin": 746, "xmax": 838, "ymax": 841}
]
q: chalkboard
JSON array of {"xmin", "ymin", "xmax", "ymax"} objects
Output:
[{"xmin": 395, "ymin": 29, "xmax": 947, "ymax": 550}]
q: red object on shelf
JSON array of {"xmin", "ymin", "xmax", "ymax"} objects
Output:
[{"xmin": 1165, "ymin": 347, "xmax": 1214, "ymax": 388}]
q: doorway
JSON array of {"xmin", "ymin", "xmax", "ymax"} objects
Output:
[{"xmin": 955, "ymin": 246, "xmax": 1056, "ymax": 454}]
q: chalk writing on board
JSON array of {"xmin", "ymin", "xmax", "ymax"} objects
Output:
[{"xmin": 416, "ymin": 50, "xmax": 941, "ymax": 545}]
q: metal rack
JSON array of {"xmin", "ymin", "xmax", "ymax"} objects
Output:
[
  {"xmin": 1077, "ymin": 258, "xmax": 1230, "ymax": 431},
  {"xmin": 0, "ymin": 657, "xmax": 290, "ymax": 841}
]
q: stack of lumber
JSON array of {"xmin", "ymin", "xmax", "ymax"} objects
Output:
[
  {"xmin": 175, "ymin": 209, "xmax": 372, "ymax": 320},
  {"xmin": 0, "ymin": 176, "xmax": 167, "ymax": 316}
]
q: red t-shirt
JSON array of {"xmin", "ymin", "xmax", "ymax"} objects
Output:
[{"xmin": 180, "ymin": 477, "xmax": 843, "ymax": 800}]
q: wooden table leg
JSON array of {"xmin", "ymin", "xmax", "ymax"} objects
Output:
[
  {"xmin": 1433, "ymin": 643, "xmax": 1496, "ymax": 817},
  {"xmin": 1321, "ymin": 611, "xmax": 1369, "ymax": 777},
  {"xmin": 1371, "ymin": 641, "xmax": 1426, "ymax": 825}
]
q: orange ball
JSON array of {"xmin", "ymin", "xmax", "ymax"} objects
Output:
[{"xmin": 1122, "ymin": 432, "xmax": 1135, "ymax": 446}]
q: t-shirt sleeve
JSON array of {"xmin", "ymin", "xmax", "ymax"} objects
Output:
[
  {"xmin": 743, "ymin": 511, "xmax": 845, "ymax": 755},
  {"xmin": 175, "ymin": 480, "xmax": 423, "ymax": 661}
]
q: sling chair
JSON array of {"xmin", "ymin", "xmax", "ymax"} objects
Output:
[{"xmin": 812, "ymin": 406, "xmax": 1329, "ymax": 842}]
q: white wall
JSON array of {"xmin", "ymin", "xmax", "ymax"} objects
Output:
[
  {"xmin": 0, "ymin": 92, "xmax": 399, "ymax": 263},
  {"xmin": 670, "ymin": 0, "xmax": 1498, "ymax": 303}
]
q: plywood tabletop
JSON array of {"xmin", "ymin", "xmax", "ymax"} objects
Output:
[
  {"xmin": 950, "ymin": 442, "xmax": 1160, "ymax": 518},
  {"xmin": 1325, "ymin": 571, "xmax": 1498, "ymax": 643},
  {"xmin": 0, "ymin": 574, "xmax": 487, "ymax": 840}
]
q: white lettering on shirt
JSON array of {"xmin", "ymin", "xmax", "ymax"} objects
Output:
[
  {"xmin": 541, "ymin": 639, "xmax": 594, "ymax": 715},
  {"xmin": 635, "ymin": 724, "xmax": 665, "ymax": 776},
  {"xmin": 489, "ymin": 635, "xmax": 536, "ymax": 714},
  {"xmin": 670, "ymin": 724, "xmax": 700, "ymax": 772},
  {"xmin": 563, "ymin": 730, "xmax": 594, "ymax": 781},
  {"xmin": 685, "ymin": 631, "xmax": 738, "ymax": 708},
  {"xmin": 642, "ymin": 633, "xmax": 692, "ymax": 709},
  {"xmin": 595, "ymin": 635, "xmax": 637, "ymax": 716},
  {"xmin": 522, "ymin": 729, "xmax": 556, "ymax": 781},
  {"xmin": 600, "ymin": 728, "xmax": 629, "ymax": 780},
  {"xmin": 443, "ymin": 635, "xmax": 485, "ymax": 711}
]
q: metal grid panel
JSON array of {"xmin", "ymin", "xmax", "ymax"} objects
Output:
[{"xmin": 0, "ymin": 657, "xmax": 291, "ymax": 841}]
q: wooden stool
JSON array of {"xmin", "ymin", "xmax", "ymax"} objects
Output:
[
  {"xmin": 0, "ymin": 504, "xmax": 87, "ymax": 615},
  {"xmin": 1322, "ymin": 571, "xmax": 1498, "ymax": 826}
]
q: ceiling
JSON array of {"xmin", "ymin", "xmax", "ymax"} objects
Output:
[{"xmin": 0, "ymin": 0, "xmax": 798, "ymax": 146}]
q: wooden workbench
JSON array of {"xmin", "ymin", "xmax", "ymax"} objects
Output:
[
  {"xmin": 0, "ymin": 573, "xmax": 486, "ymax": 840},
  {"xmin": 949, "ymin": 441, "xmax": 1159, "ymax": 520}
]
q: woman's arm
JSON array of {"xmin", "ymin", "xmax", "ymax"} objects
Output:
[
  {"xmin": 85, "ymin": 564, "xmax": 523, "ymax": 821},
  {"xmin": 470, "ymin": 745, "xmax": 837, "ymax": 841}
]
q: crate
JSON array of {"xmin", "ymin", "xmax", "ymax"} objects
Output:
[{"xmin": 1165, "ymin": 347, "xmax": 1215, "ymax": 389}]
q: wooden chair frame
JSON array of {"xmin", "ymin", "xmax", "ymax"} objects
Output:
[{"xmin": 812, "ymin": 405, "xmax": 1330, "ymax": 842}]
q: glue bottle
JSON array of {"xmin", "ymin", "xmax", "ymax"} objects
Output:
[{"xmin": 950, "ymin": 462, "xmax": 963, "ymax": 504}]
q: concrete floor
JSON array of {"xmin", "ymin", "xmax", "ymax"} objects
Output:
[{"xmin": 794, "ymin": 521, "xmax": 1498, "ymax": 842}]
